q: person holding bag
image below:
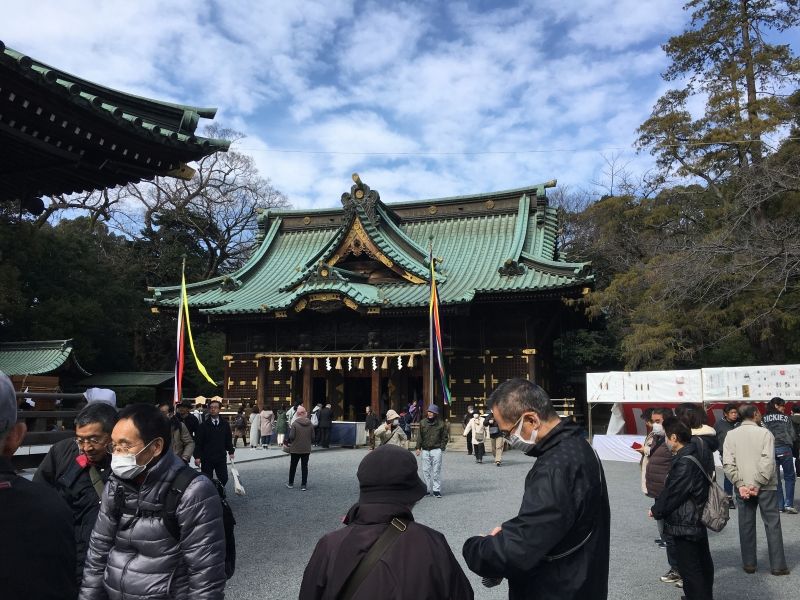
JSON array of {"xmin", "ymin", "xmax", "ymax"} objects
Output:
[
  {"xmin": 463, "ymin": 412, "xmax": 489, "ymax": 464},
  {"xmin": 299, "ymin": 445, "xmax": 473, "ymax": 599},
  {"xmin": 650, "ymin": 417, "xmax": 714, "ymax": 600}
]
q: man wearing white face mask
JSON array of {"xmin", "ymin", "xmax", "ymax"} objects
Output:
[
  {"xmin": 462, "ymin": 378, "xmax": 610, "ymax": 600},
  {"xmin": 80, "ymin": 403, "xmax": 226, "ymax": 600}
]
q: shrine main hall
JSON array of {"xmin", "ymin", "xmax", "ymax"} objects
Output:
[{"xmin": 148, "ymin": 176, "xmax": 592, "ymax": 421}]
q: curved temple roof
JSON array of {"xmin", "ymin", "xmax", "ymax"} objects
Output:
[
  {"xmin": 0, "ymin": 339, "xmax": 90, "ymax": 376},
  {"xmin": 148, "ymin": 178, "xmax": 592, "ymax": 317},
  {"xmin": 0, "ymin": 40, "xmax": 230, "ymax": 208}
]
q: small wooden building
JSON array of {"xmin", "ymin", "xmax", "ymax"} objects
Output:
[
  {"xmin": 0, "ymin": 339, "xmax": 90, "ymax": 398},
  {"xmin": 149, "ymin": 176, "xmax": 592, "ymax": 420}
]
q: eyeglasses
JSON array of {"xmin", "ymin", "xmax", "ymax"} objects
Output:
[
  {"xmin": 499, "ymin": 414, "xmax": 525, "ymax": 440},
  {"xmin": 105, "ymin": 441, "xmax": 144, "ymax": 454},
  {"xmin": 74, "ymin": 436, "xmax": 107, "ymax": 448}
]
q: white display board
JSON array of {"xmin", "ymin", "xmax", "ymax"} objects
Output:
[
  {"xmin": 585, "ymin": 371, "xmax": 625, "ymax": 403},
  {"xmin": 702, "ymin": 365, "xmax": 800, "ymax": 402},
  {"xmin": 588, "ymin": 364, "xmax": 800, "ymax": 404},
  {"xmin": 586, "ymin": 370, "xmax": 702, "ymax": 403},
  {"xmin": 622, "ymin": 370, "xmax": 703, "ymax": 403}
]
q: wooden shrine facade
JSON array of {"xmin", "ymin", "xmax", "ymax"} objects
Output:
[{"xmin": 149, "ymin": 175, "xmax": 592, "ymax": 419}]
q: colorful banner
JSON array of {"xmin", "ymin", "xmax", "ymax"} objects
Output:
[
  {"xmin": 429, "ymin": 254, "xmax": 451, "ymax": 405},
  {"xmin": 173, "ymin": 283, "xmax": 185, "ymax": 404},
  {"xmin": 181, "ymin": 271, "xmax": 217, "ymax": 387}
]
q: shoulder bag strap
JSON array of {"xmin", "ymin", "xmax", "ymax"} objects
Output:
[
  {"xmin": 88, "ymin": 465, "xmax": 106, "ymax": 498},
  {"xmin": 682, "ymin": 455, "xmax": 715, "ymax": 485},
  {"xmin": 338, "ymin": 518, "xmax": 407, "ymax": 600}
]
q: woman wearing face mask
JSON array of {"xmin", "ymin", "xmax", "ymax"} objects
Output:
[
  {"xmin": 464, "ymin": 412, "xmax": 490, "ymax": 463},
  {"xmin": 650, "ymin": 417, "xmax": 715, "ymax": 600},
  {"xmin": 80, "ymin": 403, "xmax": 227, "ymax": 600},
  {"xmin": 374, "ymin": 409, "xmax": 408, "ymax": 449}
]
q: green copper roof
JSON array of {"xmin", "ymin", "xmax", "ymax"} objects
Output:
[
  {"xmin": 0, "ymin": 339, "xmax": 90, "ymax": 376},
  {"xmin": 0, "ymin": 40, "xmax": 230, "ymax": 206},
  {"xmin": 148, "ymin": 179, "xmax": 591, "ymax": 316},
  {"xmin": 77, "ymin": 372, "xmax": 174, "ymax": 387}
]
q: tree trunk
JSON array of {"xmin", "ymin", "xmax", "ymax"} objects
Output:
[{"xmin": 739, "ymin": 0, "xmax": 763, "ymax": 165}]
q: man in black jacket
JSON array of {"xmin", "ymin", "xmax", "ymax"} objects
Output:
[
  {"xmin": 299, "ymin": 444, "xmax": 473, "ymax": 599},
  {"xmin": 651, "ymin": 417, "xmax": 714, "ymax": 600},
  {"xmin": 0, "ymin": 371, "xmax": 77, "ymax": 600},
  {"xmin": 365, "ymin": 406, "xmax": 380, "ymax": 450},
  {"xmin": 713, "ymin": 403, "xmax": 739, "ymax": 507},
  {"xmin": 462, "ymin": 379, "xmax": 610, "ymax": 600},
  {"xmin": 176, "ymin": 401, "xmax": 200, "ymax": 438},
  {"xmin": 34, "ymin": 401, "xmax": 118, "ymax": 584},
  {"xmin": 193, "ymin": 400, "xmax": 234, "ymax": 485},
  {"xmin": 318, "ymin": 403, "xmax": 333, "ymax": 448}
]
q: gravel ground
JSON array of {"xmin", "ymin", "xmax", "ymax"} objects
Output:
[{"xmin": 222, "ymin": 448, "xmax": 800, "ymax": 599}]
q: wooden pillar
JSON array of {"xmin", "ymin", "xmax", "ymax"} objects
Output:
[
  {"xmin": 422, "ymin": 354, "xmax": 431, "ymax": 409},
  {"xmin": 371, "ymin": 367, "xmax": 381, "ymax": 416},
  {"xmin": 302, "ymin": 357, "xmax": 312, "ymax": 411},
  {"xmin": 223, "ymin": 357, "xmax": 231, "ymax": 404},
  {"xmin": 256, "ymin": 357, "xmax": 266, "ymax": 411}
]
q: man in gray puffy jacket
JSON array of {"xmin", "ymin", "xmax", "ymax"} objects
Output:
[{"xmin": 80, "ymin": 403, "xmax": 226, "ymax": 600}]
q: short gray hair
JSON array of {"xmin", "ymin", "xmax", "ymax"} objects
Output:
[
  {"xmin": 75, "ymin": 402, "xmax": 119, "ymax": 434},
  {"xmin": 489, "ymin": 378, "xmax": 557, "ymax": 422}
]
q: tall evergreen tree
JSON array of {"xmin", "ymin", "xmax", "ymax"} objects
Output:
[{"xmin": 637, "ymin": 0, "xmax": 800, "ymax": 194}]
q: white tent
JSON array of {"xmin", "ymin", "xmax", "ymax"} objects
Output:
[{"xmin": 587, "ymin": 364, "xmax": 800, "ymax": 462}]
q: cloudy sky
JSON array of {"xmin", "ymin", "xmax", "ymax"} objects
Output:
[{"xmin": 5, "ymin": 1, "xmax": 701, "ymax": 209}]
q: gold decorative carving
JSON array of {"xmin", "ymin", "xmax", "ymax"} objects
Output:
[
  {"xmin": 303, "ymin": 216, "xmax": 311, "ymax": 225},
  {"xmin": 343, "ymin": 297, "xmax": 359, "ymax": 311},
  {"xmin": 327, "ymin": 217, "xmax": 425, "ymax": 284},
  {"xmin": 428, "ymin": 205, "xmax": 438, "ymax": 215},
  {"xmin": 309, "ymin": 293, "xmax": 341, "ymax": 303},
  {"xmin": 367, "ymin": 307, "xmax": 381, "ymax": 315},
  {"xmin": 377, "ymin": 254, "xmax": 394, "ymax": 268},
  {"xmin": 486, "ymin": 200, "xmax": 495, "ymax": 209},
  {"xmin": 275, "ymin": 310, "xmax": 288, "ymax": 318},
  {"xmin": 294, "ymin": 298, "xmax": 308, "ymax": 312}
]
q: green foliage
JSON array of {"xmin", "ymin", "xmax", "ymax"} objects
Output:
[
  {"xmin": 638, "ymin": 0, "xmax": 800, "ymax": 188},
  {"xmin": 564, "ymin": 0, "xmax": 800, "ymax": 371}
]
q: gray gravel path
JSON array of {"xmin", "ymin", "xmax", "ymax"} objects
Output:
[{"xmin": 222, "ymin": 448, "xmax": 800, "ymax": 599}]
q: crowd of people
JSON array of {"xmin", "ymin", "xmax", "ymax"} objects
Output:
[
  {"xmin": 638, "ymin": 398, "xmax": 798, "ymax": 599},
  {"xmin": 3, "ymin": 364, "xmax": 799, "ymax": 599},
  {"xmin": 301, "ymin": 378, "xmax": 611, "ymax": 600}
]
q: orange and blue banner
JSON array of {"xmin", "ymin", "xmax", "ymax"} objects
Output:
[{"xmin": 429, "ymin": 255, "xmax": 451, "ymax": 405}]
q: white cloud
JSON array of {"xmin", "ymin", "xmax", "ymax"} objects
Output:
[{"xmin": 2, "ymin": 0, "xmax": 695, "ymax": 210}]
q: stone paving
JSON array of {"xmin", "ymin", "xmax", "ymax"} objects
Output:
[{"xmin": 222, "ymin": 447, "xmax": 800, "ymax": 599}]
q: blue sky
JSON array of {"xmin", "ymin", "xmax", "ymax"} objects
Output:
[{"xmin": 4, "ymin": 1, "xmax": 710, "ymax": 209}]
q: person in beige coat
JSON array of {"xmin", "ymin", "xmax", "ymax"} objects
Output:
[
  {"xmin": 463, "ymin": 413, "xmax": 489, "ymax": 463},
  {"xmin": 723, "ymin": 403, "xmax": 788, "ymax": 575},
  {"xmin": 375, "ymin": 409, "xmax": 408, "ymax": 448},
  {"xmin": 158, "ymin": 404, "xmax": 194, "ymax": 462},
  {"xmin": 260, "ymin": 408, "xmax": 275, "ymax": 449}
]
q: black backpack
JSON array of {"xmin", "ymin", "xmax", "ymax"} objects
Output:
[{"xmin": 113, "ymin": 466, "xmax": 236, "ymax": 579}]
